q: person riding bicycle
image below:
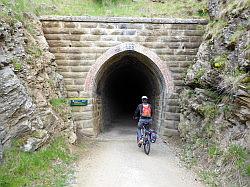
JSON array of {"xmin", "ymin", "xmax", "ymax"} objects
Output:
[{"xmin": 133, "ymin": 96, "xmax": 153, "ymax": 145}]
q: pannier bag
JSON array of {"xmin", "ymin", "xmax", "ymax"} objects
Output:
[{"xmin": 149, "ymin": 130, "xmax": 157, "ymax": 143}]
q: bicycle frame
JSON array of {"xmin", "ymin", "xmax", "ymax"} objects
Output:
[{"xmin": 141, "ymin": 123, "xmax": 150, "ymax": 144}]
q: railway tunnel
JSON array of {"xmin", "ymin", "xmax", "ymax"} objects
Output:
[
  {"xmin": 93, "ymin": 50, "xmax": 166, "ymax": 133},
  {"xmin": 41, "ymin": 16, "xmax": 206, "ymax": 137}
]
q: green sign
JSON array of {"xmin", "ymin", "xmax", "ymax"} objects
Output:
[{"xmin": 69, "ymin": 99, "xmax": 88, "ymax": 106}]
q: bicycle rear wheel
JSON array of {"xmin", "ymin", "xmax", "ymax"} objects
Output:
[{"xmin": 143, "ymin": 135, "xmax": 150, "ymax": 155}]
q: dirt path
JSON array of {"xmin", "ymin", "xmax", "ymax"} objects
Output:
[{"xmin": 71, "ymin": 120, "xmax": 203, "ymax": 187}]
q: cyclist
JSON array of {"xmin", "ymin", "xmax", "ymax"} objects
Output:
[{"xmin": 133, "ymin": 96, "xmax": 153, "ymax": 145}]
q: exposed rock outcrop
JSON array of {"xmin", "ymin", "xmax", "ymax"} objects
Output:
[
  {"xmin": 179, "ymin": 0, "xmax": 249, "ymax": 185},
  {"xmin": 0, "ymin": 6, "xmax": 76, "ymax": 162},
  {"xmin": 0, "ymin": 67, "xmax": 34, "ymax": 145}
]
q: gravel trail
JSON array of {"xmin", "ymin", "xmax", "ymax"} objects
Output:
[{"xmin": 71, "ymin": 119, "xmax": 204, "ymax": 187}]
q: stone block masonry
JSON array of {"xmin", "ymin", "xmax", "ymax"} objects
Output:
[{"xmin": 40, "ymin": 16, "xmax": 207, "ymax": 137}]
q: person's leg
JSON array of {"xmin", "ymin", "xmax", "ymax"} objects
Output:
[
  {"xmin": 137, "ymin": 120, "xmax": 142, "ymax": 140},
  {"xmin": 149, "ymin": 118, "xmax": 153, "ymax": 128},
  {"xmin": 137, "ymin": 119, "xmax": 144, "ymax": 144},
  {"xmin": 143, "ymin": 118, "xmax": 152, "ymax": 130},
  {"xmin": 147, "ymin": 119, "xmax": 153, "ymax": 141}
]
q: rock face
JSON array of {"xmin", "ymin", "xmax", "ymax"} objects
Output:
[
  {"xmin": 179, "ymin": 0, "xmax": 249, "ymax": 185},
  {"xmin": 0, "ymin": 67, "xmax": 34, "ymax": 145},
  {"xmin": 0, "ymin": 6, "xmax": 76, "ymax": 162}
]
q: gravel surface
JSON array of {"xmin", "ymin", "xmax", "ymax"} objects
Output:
[{"xmin": 70, "ymin": 119, "xmax": 204, "ymax": 187}]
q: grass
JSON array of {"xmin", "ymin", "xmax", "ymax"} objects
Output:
[
  {"xmin": 229, "ymin": 26, "xmax": 246, "ymax": 45},
  {"xmin": 0, "ymin": 0, "xmax": 208, "ymax": 19},
  {"xmin": 180, "ymin": 144, "xmax": 198, "ymax": 168},
  {"xmin": 220, "ymin": 103, "xmax": 235, "ymax": 119},
  {"xmin": 0, "ymin": 136, "xmax": 76, "ymax": 187},
  {"xmin": 26, "ymin": 46, "xmax": 43, "ymax": 58},
  {"xmin": 193, "ymin": 67, "xmax": 205, "ymax": 85},
  {"xmin": 202, "ymin": 123, "xmax": 216, "ymax": 137},
  {"xmin": 220, "ymin": 72, "xmax": 247, "ymax": 96},
  {"xmin": 199, "ymin": 170, "xmax": 219, "ymax": 187},
  {"xmin": 14, "ymin": 62, "xmax": 23, "ymax": 71},
  {"xmin": 208, "ymin": 145, "xmax": 221, "ymax": 159},
  {"xmin": 206, "ymin": 19, "xmax": 228, "ymax": 40},
  {"xmin": 224, "ymin": 144, "xmax": 248, "ymax": 171},
  {"xmin": 49, "ymin": 98, "xmax": 70, "ymax": 121},
  {"xmin": 49, "ymin": 98, "xmax": 68, "ymax": 107},
  {"xmin": 247, "ymin": 165, "xmax": 250, "ymax": 176},
  {"xmin": 199, "ymin": 103, "xmax": 219, "ymax": 119},
  {"xmin": 10, "ymin": 58, "xmax": 23, "ymax": 71},
  {"xmin": 204, "ymin": 89, "xmax": 222, "ymax": 103}
]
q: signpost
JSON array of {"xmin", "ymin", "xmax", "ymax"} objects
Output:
[{"xmin": 69, "ymin": 98, "xmax": 88, "ymax": 106}]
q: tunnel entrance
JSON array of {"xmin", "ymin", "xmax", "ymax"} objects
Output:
[
  {"xmin": 95, "ymin": 51, "xmax": 164, "ymax": 133},
  {"xmin": 84, "ymin": 43, "xmax": 175, "ymax": 136}
]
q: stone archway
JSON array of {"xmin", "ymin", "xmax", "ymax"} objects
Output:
[{"xmin": 84, "ymin": 42, "xmax": 174, "ymax": 135}]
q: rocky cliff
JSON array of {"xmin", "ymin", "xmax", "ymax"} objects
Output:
[
  {"xmin": 179, "ymin": 0, "xmax": 249, "ymax": 186},
  {"xmin": 0, "ymin": 6, "xmax": 76, "ymax": 162}
]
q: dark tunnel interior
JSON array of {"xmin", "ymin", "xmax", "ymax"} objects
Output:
[{"xmin": 96, "ymin": 53, "xmax": 162, "ymax": 131}]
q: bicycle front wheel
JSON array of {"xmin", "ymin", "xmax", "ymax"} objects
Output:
[{"xmin": 143, "ymin": 135, "xmax": 150, "ymax": 155}]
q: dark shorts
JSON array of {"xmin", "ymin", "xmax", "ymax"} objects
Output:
[
  {"xmin": 137, "ymin": 118, "xmax": 152, "ymax": 139},
  {"xmin": 137, "ymin": 118, "xmax": 153, "ymax": 128}
]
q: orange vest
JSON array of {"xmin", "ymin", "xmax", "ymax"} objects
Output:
[{"xmin": 141, "ymin": 104, "xmax": 151, "ymax": 117}]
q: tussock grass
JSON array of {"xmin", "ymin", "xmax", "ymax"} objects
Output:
[
  {"xmin": 0, "ymin": 0, "xmax": 208, "ymax": 18},
  {"xmin": 0, "ymin": 137, "xmax": 75, "ymax": 187}
]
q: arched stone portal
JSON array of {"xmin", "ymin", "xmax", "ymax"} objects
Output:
[
  {"xmin": 85, "ymin": 43, "xmax": 174, "ymax": 135},
  {"xmin": 41, "ymin": 16, "xmax": 206, "ymax": 137}
]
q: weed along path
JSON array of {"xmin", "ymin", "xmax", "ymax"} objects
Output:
[{"xmin": 71, "ymin": 120, "xmax": 203, "ymax": 187}]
